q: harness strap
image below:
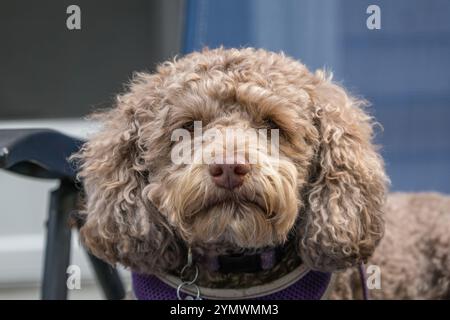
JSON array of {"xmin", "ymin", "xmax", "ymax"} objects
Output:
[
  {"xmin": 132, "ymin": 267, "xmax": 333, "ymax": 300},
  {"xmin": 358, "ymin": 263, "xmax": 369, "ymax": 300}
]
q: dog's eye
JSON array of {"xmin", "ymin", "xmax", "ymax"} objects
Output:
[
  {"xmin": 264, "ymin": 118, "xmax": 279, "ymax": 130},
  {"xmin": 263, "ymin": 118, "xmax": 289, "ymax": 140},
  {"xmin": 182, "ymin": 121, "xmax": 196, "ymax": 132}
]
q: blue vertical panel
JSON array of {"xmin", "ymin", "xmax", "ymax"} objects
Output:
[
  {"xmin": 249, "ymin": 0, "xmax": 343, "ymax": 75},
  {"xmin": 339, "ymin": 0, "xmax": 450, "ymax": 192},
  {"xmin": 183, "ymin": 0, "xmax": 253, "ymax": 53},
  {"xmin": 182, "ymin": 0, "xmax": 450, "ymax": 193}
]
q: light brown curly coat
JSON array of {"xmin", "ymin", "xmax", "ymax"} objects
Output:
[
  {"xmin": 73, "ymin": 47, "xmax": 449, "ymax": 299},
  {"xmin": 330, "ymin": 192, "xmax": 450, "ymax": 299}
]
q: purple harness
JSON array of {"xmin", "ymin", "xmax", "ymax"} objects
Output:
[{"xmin": 132, "ymin": 270, "xmax": 332, "ymax": 300}]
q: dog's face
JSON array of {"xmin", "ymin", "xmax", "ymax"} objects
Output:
[
  {"xmin": 75, "ymin": 48, "xmax": 388, "ymax": 274},
  {"xmin": 149, "ymin": 94, "xmax": 310, "ymax": 251}
]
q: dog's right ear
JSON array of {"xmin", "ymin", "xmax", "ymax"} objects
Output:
[{"xmin": 72, "ymin": 73, "xmax": 184, "ymax": 274}]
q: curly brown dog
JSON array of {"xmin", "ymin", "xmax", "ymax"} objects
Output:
[
  {"xmin": 330, "ymin": 192, "xmax": 450, "ymax": 299},
  {"xmin": 73, "ymin": 48, "xmax": 450, "ymax": 299}
]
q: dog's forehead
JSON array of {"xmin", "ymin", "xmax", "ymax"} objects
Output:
[
  {"xmin": 166, "ymin": 91, "xmax": 304, "ymax": 126},
  {"xmin": 162, "ymin": 74, "xmax": 309, "ymax": 122},
  {"xmin": 154, "ymin": 49, "xmax": 315, "ymax": 130}
]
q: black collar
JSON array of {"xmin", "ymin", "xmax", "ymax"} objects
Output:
[
  {"xmin": 217, "ymin": 247, "xmax": 284, "ymax": 273},
  {"xmin": 196, "ymin": 243, "xmax": 289, "ymax": 274}
]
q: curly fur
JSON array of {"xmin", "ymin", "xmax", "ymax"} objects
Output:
[
  {"xmin": 73, "ymin": 48, "xmax": 390, "ymax": 292},
  {"xmin": 330, "ymin": 192, "xmax": 450, "ymax": 299}
]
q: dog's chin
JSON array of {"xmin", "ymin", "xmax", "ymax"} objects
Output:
[{"xmin": 179, "ymin": 200, "xmax": 297, "ymax": 250}]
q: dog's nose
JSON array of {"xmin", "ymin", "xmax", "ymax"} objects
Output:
[{"xmin": 209, "ymin": 163, "xmax": 250, "ymax": 189}]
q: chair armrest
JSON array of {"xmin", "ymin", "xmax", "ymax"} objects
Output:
[{"xmin": 0, "ymin": 128, "xmax": 84, "ymax": 180}]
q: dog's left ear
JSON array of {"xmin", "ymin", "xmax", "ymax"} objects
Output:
[{"xmin": 299, "ymin": 71, "xmax": 388, "ymax": 271}]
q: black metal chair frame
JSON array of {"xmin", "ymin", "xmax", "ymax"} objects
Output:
[{"xmin": 0, "ymin": 129, "xmax": 125, "ymax": 300}]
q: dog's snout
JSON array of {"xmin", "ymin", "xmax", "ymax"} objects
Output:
[{"xmin": 209, "ymin": 163, "xmax": 250, "ymax": 190}]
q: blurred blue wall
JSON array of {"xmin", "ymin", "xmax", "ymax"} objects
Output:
[{"xmin": 183, "ymin": 0, "xmax": 450, "ymax": 193}]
